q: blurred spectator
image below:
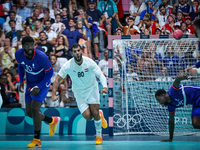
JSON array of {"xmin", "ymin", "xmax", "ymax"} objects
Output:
[
  {"xmin": 38, "ymin": 31, "xmax": 54, "ymax": 57},
  {"xmin": 77, "ymin": 19, "xmax": 88, "ymax": 57},
  {"xmin": 61, "ymin": 7, "xmax": 70, "ymax": 30},
  {"xmin": 32, "ymin": 20, "xmax": 43, "ymax": 36},
  {"xmin": 176, "ymin": 11, "xmax": 184, "ymax": 24},
  {"xmin": 141, "ymin": 13, "xmax": 160, "ymax": 35},
  {"xmin": 0, "ymin": 0, "xmax": 14, "ymax": 19},
  {"xmin": 181, "ymin": 22, "xmax": 191, "ymax": 35},
  {"xmin": 140, "ymin": 0, "xmax": 156, "ymax": 23},
  {"xmin": 152, "ymin": 4, "xmax": 168, "ymax": 28},
  {"xmin": 40, "ymin": 8, "xmax": 55, "ymax": 25},
  {"xmin": 129, "ymin": 0, "xmax": 147, "ymax": 26},
  {"xmin": 127, "ymin": 64, "xmax": 139, "ymax": 81},
  {"xmin": 0, "ymin": 25, "xmax": 5, "ymax": 44},
  {"xmin": 163, "ymin": 14, "xmax": 176, "ymax": 34},
  {"xmin": 3, "ymin": 11, "xmax": 23, "ymax": 34},
  {"xmin": 50, "ymin": 0, "xmax": 60, "ymax": 19},
  {"xmin": 17, "ymin": 0, "xmax": 31, "ymax": 22},
  {"xmin": 98, "ymin": 49, "xmax": 119, "ymax": 80},
  {"xmin": 185, "ymin": 16, "xmax": 195, "ymax": 34},
  {"xmin": 115, "ymin": 27, "xmax": 123, "ymax": 35},
  {"xmin": 136, "ymin": 49, "xmax": 155, "ymax": 81},
  {"xmin": 155, "ymin": 67, "xmax": 173, "ymax": 81},
  {"xmin": 173, "ymin": 0, "xmax": 192, "ymax": 16},
  {"xmin": 190, "ymin": 0, "xmax": 200, "ymax": 20},
  {"xmin": 155, "ymin": 27, "xmax": 162, "ymax": 35},
  {"xmin": 86, "ymin": 0, "xmax": 106, "ymax": 61},
  {"xmin": 6, "ymin": 5, "xmax": 22, "ymax": 25},
  {"xmin": 0, "ymin": 74, "xmax": 21, "ymax": 108},
  {"xmin": 23, "ymin": 8, "xmax": 40, "ymax": 29},
  {"xmin": 179, "ymin": 47, "xmax": 197, "ymax": 70},
  {"xmin": 174, "ymin": 22, "xmax": 181, "ymax": 31},
  {"xmin": 68, "ymin": 0, "xmax": 78, "ymax": 18},
  {"xmin": 44, "ymin": 20, "xmax": 57, "ymax": 45},
  {"xmin": 25, "ymin": 25, "xmax": 37, "ymax": 37},
  {"xmin": 33, "ymin": 38, "xmax": 44, "ymax": 53},
  {"xmin": 143, "ymin": 28, "xmax": 150, "ymax": 35},
  {"xmin": 6, "ymin": 20, "xmax": 22, "ymax": 47},
  {"xmin": 98, "ymin": 0, "xmax": 118, "ymax": 35},
  {"xmin": 17, "ymin": 30, "xmax": 28, "ymax": 49},
  {"xmin": 162, "ymin": 45, "xmax": 179, "ymax": 77},
  {"xmin": 75, "ymin": 7, "xmax": 93, "ymax": 59},
  {"xmin": 0, "ymin": 38, "xmax": 16, "ymax": 71},
  {"xmin": 50, "ymin": 55, "xmax": 68, "ymax": 107},
  {"xmin": 53, "ymin": 35, "xmax": 69, "ymax": 66},
  {"xmin": 115, "ymin": 15, "xmax": 140, "ymax": 35},
  {"xmin": 161, "ymin": 0, "xmax": 172, "ymax": 15},
  {"xmin": 5, "ymin": 71, "xmax": 19, "ymax": 103},
  {"xmin": 61, "ymin": 18, "xmax": 87, "ymax": 51},
  {"xmin": 35, "ymin": 2, "xmax": 44, "ymax": 19},
  {"xmin": 51, "ymin": 14, "xmax": 66, "ymax": 35}
]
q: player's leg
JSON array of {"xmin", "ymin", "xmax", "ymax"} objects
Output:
[
  {"xmin": 192, "ymin": 116, "xmax": 200, "ymax": 129},
  {"xmin": 191, "ymin": 106, "xmax": 200, "ymax": 129},
  {"xmin": 59, "ymin": 83, "xmax": 67, "ymax": 107},
  {"xmin": 82, "ymin": 108, "xmax": 93, "ymax": 120}
]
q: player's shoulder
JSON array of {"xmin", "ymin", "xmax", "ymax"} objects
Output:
[
  {"xmin": 83, "ymin": 56, "xmax": 96, "ymax": 64},
  {"xmin": 15, "ymin": 48, "xmax": 24, "ymax": 60}
]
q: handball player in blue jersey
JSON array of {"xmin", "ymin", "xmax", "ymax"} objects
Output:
[
  {"xmin": 155, "ymin": 74, "xmax": 200, "ymax": 142},
  {"xmin": 15, "ymin": 36, "xmax": 61, "ymax": 148}
]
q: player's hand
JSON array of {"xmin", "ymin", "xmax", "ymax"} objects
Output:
[
  {"xmin": 160, "ymin": 139, "xmax": 172, "ymax": 142},
  {"xmin": 19, "ymin": 82, "xmax": 24, "ymax": 93},
  {"xmin": 52, "ymin": 94, "xmax": 59, "ymax": 102},
  {"xmin": 185, "ymin": 66, "xmax": 195, "ymax": 73},
  {"xmin": 101, "ymin": 87, "xmax": 108, "ymax": 94},
  {"xmin": 30, "ymin": 87, "xmax": 40, "ymax": 96}
]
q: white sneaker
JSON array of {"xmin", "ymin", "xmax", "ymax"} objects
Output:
[
  {"xmin": 41, "ymin": 103, "xmax": 45, "ymax": 108},
  {"xmin": 60, "ymin": 101, "xmax": 64, "ymax": 108}
]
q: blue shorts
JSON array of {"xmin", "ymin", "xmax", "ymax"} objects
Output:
[{"xmin": 25, "ymin": 85, "xmax": 50, "ymax": 103}]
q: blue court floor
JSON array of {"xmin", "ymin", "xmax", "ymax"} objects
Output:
[{"xmin": 0, "ymin": 135, "xmax": 200, "ymax": 150}]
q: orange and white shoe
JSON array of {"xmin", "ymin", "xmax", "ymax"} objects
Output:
[
  {"xmin": 49, "ymin": 116, "xmax": 61, "ymax": 136},
  {"xmin": 27, "ymin": 138, "xmax": 42, "ymax": 148},
  {"xmin": 95, "ymin": 136, "xmax": 103, "ymax": 145},
  {"xmin": 99, "ymin": 109, "xmax": 107, "ymax": 129}
]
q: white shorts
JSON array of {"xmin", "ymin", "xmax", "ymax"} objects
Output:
[{"xmin": 74, "ymin": 85, "xmax": 100, "ymax": 114}]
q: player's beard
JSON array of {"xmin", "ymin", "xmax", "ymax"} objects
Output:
[
  {"xmin": 24, "ymin": 49, "xmax": 34, "ymax": 59},
  {"xmin": 74, "ymin": 53, "xmax": 82, "ymax": 62}
]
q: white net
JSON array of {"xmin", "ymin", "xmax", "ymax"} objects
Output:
[{"xmin": 112, "ymin": 38, "xmax": 200, "ymax": 135}]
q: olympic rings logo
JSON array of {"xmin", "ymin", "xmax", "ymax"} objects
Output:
[{"xmin": 113, "ymin": 113, "xmax": 143, "ymax": 128}]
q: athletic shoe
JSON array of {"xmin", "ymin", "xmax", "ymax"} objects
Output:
[
  {"xmin": 99, "ymin": 109, "xmax": 107, "ymax": 129},
  {"xmin": 27, "ymin": 138, "xmax": 42, "ymax": 148},
  {"xmin": 49, "ymin": 117, "xmax": 61, "ymax": 136},
  {"xmin": 95, "ymin": 136, "xmax": 103, "ymax": 145}
]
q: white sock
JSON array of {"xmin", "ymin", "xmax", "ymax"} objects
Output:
[{"xmin": 94, "ymin": 119, "xmax": 102, "ymax": 137}]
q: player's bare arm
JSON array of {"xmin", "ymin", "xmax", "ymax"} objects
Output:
[
  {"xmin": 52, "ymin": 75, "xmax": 64, "ymax": 102},
  {"xmin": 160, "ymin": 112, "xmax": 175, "ymax": 142},
  {"xmin": 173, "ymin": 74, "xmax": 191, "ymax": 89},
  {"xmin": 19, "ymin": 82, "xmax": 24, "ymax": 93},
  {"xmin": 100, "ymin": 87, "xmax": 108, "ymax": 94}
]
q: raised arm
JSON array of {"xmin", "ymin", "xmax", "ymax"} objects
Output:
[
  {"xmin": 173, "ymin": 74, "xmax": 190, "ymax": 89},
  {"xmin": 114, "ymin": 15, "xmax": 123, "ymax": 29}
]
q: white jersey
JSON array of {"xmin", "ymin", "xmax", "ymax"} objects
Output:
[{"xmin": 58, "ymin": 56, "xmax": 107, "ymax": 93}]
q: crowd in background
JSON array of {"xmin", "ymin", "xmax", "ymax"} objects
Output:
[{"xmin": 0, "ymin": 0, "xmax": 199, "ymax": 108}]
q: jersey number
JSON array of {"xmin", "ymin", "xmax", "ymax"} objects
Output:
[{"xmin": 78, "ymin": 72, "xmax": 84, "ymax": 78}]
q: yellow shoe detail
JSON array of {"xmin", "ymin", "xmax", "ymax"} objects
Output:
[
  {"xmin": 99, "ymin": 109, "xmax": 107, "ymax": 129},
  {"xmin": 95, "ymin": 136, "xmax": 103, "ymax": 145},
  {"xmin": 27, "ymin": 138, "xmax": 42, "ymax": 148},
  {"xmin": 49, "ymin": 117, "xmax": 61, "ymax": 136}
]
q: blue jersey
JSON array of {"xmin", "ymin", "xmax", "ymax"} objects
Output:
[
  {"xmin": 15, "ymin": 49, "xmax": 53, "ymax": 89},
  {"xmin": 167, "ymin": 85, "xmax": 200, "ymax": 113}
]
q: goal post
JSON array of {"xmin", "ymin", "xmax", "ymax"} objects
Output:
[{"xmin": 108, "ymin": 34, "xmax": 200, "ymax": 136}]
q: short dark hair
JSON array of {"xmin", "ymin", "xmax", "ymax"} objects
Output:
[
  {"xmin": 155, "ymin": 89, "xmax": 166, "ymax": 97},
  {"xmin": 39, "ymin": 31, "xmax": 47, "ymax": 36},
  {"xmin": 9, "ymin": 20, "xmax": 16, "ymax": 24},
  {"xmin": 69, "ymin": 18, "xmax": 77, "ymax": 24},
  {"xmin": 0, "ymin": 74, "xmax": 7, "ymax": 79},
  {"xmin": 194, "ymin": 18, "xmax": 200, "ymax": 29},
  {"xmin": 22, "ymin": 36, "xmax": 34, "ymax": 45},
  {"xmin": 71, "ymin": 44, "xmax": 81, "ymax": 51},
  {"xmin": 9, "ymin": 11, "xmax": 16, "ymax": 15},
  {"xmin": 50, "ymin": 54, "xmax": 57, "ymax": 60},
  {"xmin": 159, "ymin": 4, "xmax": 165, "ymax": 9},
  {"xmin": 44, "ymin": 20, "xmax": 51, "ymax": 24}
]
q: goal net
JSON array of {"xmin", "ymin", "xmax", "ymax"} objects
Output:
[{"xmin": 112, "ymin": 37, "xmax": 200, "ymax": 135}]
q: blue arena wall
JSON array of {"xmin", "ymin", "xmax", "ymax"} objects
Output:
[{"xmin": 0, "ymin": 108, "xmax": 109, "ymax": 135}]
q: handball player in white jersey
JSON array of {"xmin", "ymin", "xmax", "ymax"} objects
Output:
[{"xmin": 52, "ymin": 44, "xmax": 108, "ymax": 145}]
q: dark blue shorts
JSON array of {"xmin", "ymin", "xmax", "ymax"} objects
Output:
[{"xmin": 25, "ymin": 85, "xmax": 50, "ymax": 103}]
